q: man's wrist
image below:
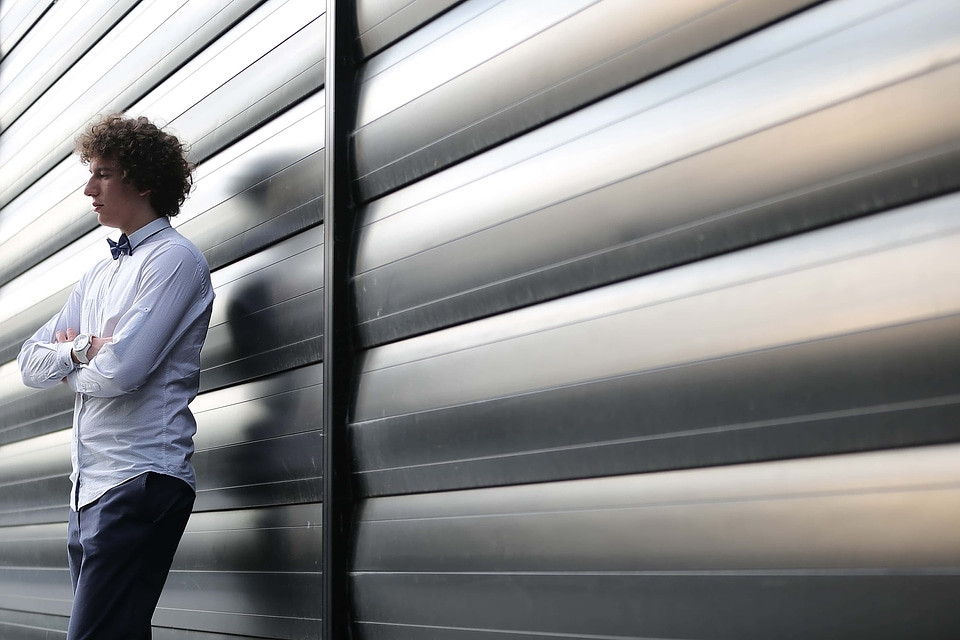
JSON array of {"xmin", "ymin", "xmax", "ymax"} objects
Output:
[{"xmin": 72, "ymin": 333, "xmax": 93, "ymax": 364}]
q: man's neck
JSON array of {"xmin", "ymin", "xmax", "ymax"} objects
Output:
[{"xmin": 120, "ymin": 212, "xmax": 165, "ymax": 237}]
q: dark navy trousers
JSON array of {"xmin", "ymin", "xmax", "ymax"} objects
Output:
[{"xmin": 66, "ymin": 472, "xmax": 194, "ymax": 640}]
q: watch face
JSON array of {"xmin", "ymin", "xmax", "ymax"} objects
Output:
[{"xmin": 73, "ymin": 334, "xmax": 90, "ymax": 351}]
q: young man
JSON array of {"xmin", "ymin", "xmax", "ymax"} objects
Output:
[{"xmin": 17, "ymin": 114, "xmax": 214, "ymax": 639}]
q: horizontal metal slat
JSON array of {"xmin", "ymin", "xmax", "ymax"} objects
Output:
[
  {"xmin": 194, "ymin": 431, "xmax": 322, "ymax": 510},
  {"xmin": 351, "ymin": 194, "xmax": 960, "ymax": 494},
  {"xmin": 353, "ymin": 316, "xmax": 960, "ymax": 496},
  {"xmin": 177, "ymin": 93, "xmax": 326, "ymax": 271},
  {"xmin": 352, "ymin": 0, "xmax": 960, "ymax": 347},
  {"xmin": 135, "ymin": 0, "xmax": 325, "ymax": 163},
  {"xmin": 201, "ymin": 226, "xmax": 324, "ymax": 391},
  {"xmin": 0, "ymin": 609, "xmax": 66, "ymax": 639},
  {"xmin": 0, "ymin": 0, "xmax": 264, "ymax": 210},
  {"xmin": 0, "ymin": 0, "xmax": 50, "ymax": 59},
  {"xmin": 354, "ymin": 193, "xmax": 960, "ymax": 420},
  {"xmin": 351, "ymin": 444, "xmax": 960, "ymax": 638},
  {"xmin": 0, "ymin": 0, "xmax": 137, "ymax": 131},
  {"xmin": 0, "ymin": 504, "xmax": 322, "ymax": 637},
  {"xmin": 0, "ymin": 365, "xmax": 322, "ymax": 526},
  {"xmin": 352, "ymin": 0, "xmax": 820, "ymax": 201},
  {"xmin": 0, "ymin": 522, "xmax": 65, "ymax": 568},
  {"xmin": 352, "ymin": 572, "xmax": 960, "ymax": 639},
  {"xmin": 355, "ymin": 446, "xmax": 960, "ymax": 572},
  {"xmin": 0, "ymin": 361, "xmax": 72, "ymax": 447},
  {"xmin": 355, "ymin": 0, "xmax": 462, "ymax": 58}
]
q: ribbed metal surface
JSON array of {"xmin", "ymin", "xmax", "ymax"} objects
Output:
[
  {"xmin": 136, "ymin": 0, "xmax": 325, "ymax": 164},
  {"xmin": 178, "ymin": 93, "xmax": 326, "ymax": 272},
  {"xmin": 0, "ymin": 506, "xmax": 323, "ymax": 637},
  {"xmin": 0, "ymin": 359, "xmax": 73, "ymax": 446},
  {"xmin": 351, "ymin": 195, "xmax": 960, "ymax": 495},
  {"xmin": 0, "ymin": 430, "xmax": 69, "ymax": 527},
  {"xmin": 200, "ymin": 226, "xmax": 324, "ymax": 392},
  {"xmin": 0, "ymin": 0, "xmax": 52, "ymax": 60},
  {"xmin": 353, "ymin": 0, "xmax": 960, "ymax": 347},
  {"xmin": 347, "ymin": 0, "xmax": 960, "ymax": 637},
  {"xmin": 351, "ymin": 0, "xmax": 820, "ymax": 202},
  {"xmin": 355, "ymin": 0, "xmax": 462, "ymax": 58},
  {"xmin": 0, "ymin": 0, "xmax": 265, "ymax": 211},
  {"xmin": 0, "ymin": 0, "xmax": 138, "ymax": 131},
  {"xmin": 0, "ymin": 0, "xmax": 324, "ymax": 290},
  {"xmin": 0, "ymin": 0, "xmax": 325, "ymax": 637},
  {"xmin": 352, "ymin": 444, "xmax": 960, "ymax": 638},
  {"xmin": 5, "ymin": 0, "xmax": 960, "ymax": 637}
]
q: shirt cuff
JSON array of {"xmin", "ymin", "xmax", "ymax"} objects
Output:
[{"xmin": 59, "ymin": 342, "xmax": 77, "ymax": 371}]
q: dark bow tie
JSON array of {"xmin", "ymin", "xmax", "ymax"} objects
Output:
[{"xmin": 107, "ymin": 234, "xmax": 132, "ymax": 259}]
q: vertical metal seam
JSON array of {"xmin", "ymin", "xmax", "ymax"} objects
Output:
[{"xmin": 323, "ymin": 0, "xmax": 357, "ymax": 637}]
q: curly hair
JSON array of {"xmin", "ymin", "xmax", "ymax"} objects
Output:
[{"xmin": 75, "ymin": 114, "xmax": 195, "ymax": 217}]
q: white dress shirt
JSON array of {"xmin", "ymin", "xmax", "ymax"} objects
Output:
[{"xmin": 18, "ymin": 217, "xmax": 214, "ymax": 510}]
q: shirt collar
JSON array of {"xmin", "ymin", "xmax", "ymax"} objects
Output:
[{"xmin": 127, "ymin": 217, "xmax": 171, "ymax": 252}]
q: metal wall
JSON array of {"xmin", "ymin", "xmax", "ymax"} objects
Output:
[
  {"xmin": 347, "ymin": 0, "xmax": 960, "ymax": 638},
  {"xmin": 2, "ymin": 0, "xmax": 960, "ymax": 639},
  {"xmin": 0, "ymin": 0, "xmax": 325, "ymax": 637}
]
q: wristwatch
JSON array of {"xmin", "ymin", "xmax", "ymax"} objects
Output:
[{"xmin": 72, "ymin": 333, "xmax": 93, "ymax": 364}]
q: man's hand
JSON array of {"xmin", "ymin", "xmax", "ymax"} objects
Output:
[
  {"xmin": 88, "ymin": 336, "xmax": 111, "ymax": 360},
  {"xmin": 54, "ymin": 328, "xmax": 77, "ymax": 344}
]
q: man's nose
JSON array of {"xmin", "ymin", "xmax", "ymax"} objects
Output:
[{"xmin": 83, "ymin": 177, "xmax": 96, "ymax": 196}]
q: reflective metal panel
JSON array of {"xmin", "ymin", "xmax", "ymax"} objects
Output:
[
  {"xmin": 0, "ymin": 505, "xmax": 323, "ymax": 638},
  {"xmin": 352, "ymin": 0, "xmax": 820, "ymax": 201},
  {"xmin": 0, "ymin": 373, "xmax": 324, "ymax": 633},
  {"xmin": 355, "ymin": 0, "xmax": 462, "ymax": 58},
  {"xmin": 200, "ymin": 226, "xmax": 324, "ymax": 391},
  {"xmin": 0, "ymin": 0, "xmax": 327, "ymax": 637},
  {"xmin": 0, "ymin": 611, "xmax": 67, "ymax": 639},
  {"xmin": 133, "ymin": 0, "xmax": 325, "ymax": 162},
  {"xmin": 0, "ymin": 523, "xmax": 65, "ymax": 569},
  {"xmin": 353, "ymin": 0, "xmax": 960, "ymax": 346},
  {"xmin": 354, "ymin": 573, "xmax": 960, "ymax": 640},
  {"xmin": 0, "ymin": 0, "xmax": 50, "ymax": 59},
  {"xmin": 154, "ymin": 503, "xmax": 322, "ymax": 637},
  {"xmin": 0, "ymin": 430, "xmax": 70, "ymax": 527},
  {"xmin": 0, "ymin": 0, "xmax": 137, "ymax": 130},
  {"xmin": 0, "ymin": 216, "xmax": 127, "ymax": 368},
  {"xmin": 0, "ymin": 568, "xmax": 71, "ymax": 616},
  {"xmin": 0, "ymin": 359, "xmax": 72, "ymax": 446},
  {"xmin": 351, "ymin": 195, "xmax": 960, "ymax": 494},
  {"xmin": 351, "ymin": 444, "xmax": 960, "ymax": 638},
  {"xmin": 0, "ymin": 0, "xmax": 263, "ymax": 210},
  {"xmin": 0, "ymin": 160, "xmax": 94, "ymax": 290},
  {"xmin": 176, "ymin": 94, "xmax": 326, "ymax": 271},
  {"xmin": 7, "ymin": 0, "xmax": 960, "ymax": 637},
  {"xmin": 0, "ymin": 3, "xmax": 323, "ymax": 288},
  {"xmin": 0, "ymin": 525, "xmax": 71, "ymax": 624},
  {"xmin": 0, "ymin": 430, "xmax": 69, "ymax": 495},
  {"xmin": 192, "ymin": 365, "xmax": 323, "ymax": 511}
]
